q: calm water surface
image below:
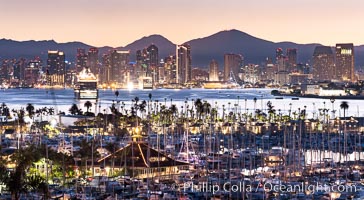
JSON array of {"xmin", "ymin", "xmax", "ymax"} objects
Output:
[{"xmin": 0, "ymin": 88, "xmax": 363, "ymax": 117}]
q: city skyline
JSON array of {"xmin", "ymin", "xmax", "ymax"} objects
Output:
[{"xmin": 0, "ymin": 0, "xmax": 363, "ymax": 47}]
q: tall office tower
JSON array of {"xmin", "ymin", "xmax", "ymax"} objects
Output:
[
  {"xmin": 286, "ymin": 48, "xmax": 297, "ymax": 72},
  {"xmin": 158, "ymin": 59, "xmax": 165, "ymax": 84},
  {"xmin": 110, "ymin": 50, "xmax": 129, "ymax": 84},
  {"xmin": 13, "ymin": 58, "xmax": 27, "ymax": 82},
  {"xmin": 223, "ymin": 53, "xmax": 243, "ymax": 82},
  {"xmin": 146, "ymin": 44, "xmax": 159, "ymax": 83},
  {"xmin": 147, "ymin": 44, "xmax": 159, "ymax": 68},
  {"xmin": 276, "ymin": 48, "xmax": 284, "ymax": 59},
  {"xmin": 177, "ymin": 44, "xmax": 191, "ymax": 84},
  {"xmin": 76, "ymin": 48, "xmax": 87, "ymax": 73},
  {"xmin": 242, "ymin": 64, "xmax": 259, "ymax": 84},
  {"xmin": 336, "ymin": 43, "xmax": 355, "ymax": 82},
  {"xmin": 312, "ymin": 46, "xmax": 335, "ymax": 81},
  {"xmin": 101, "ymin": 54, "xmax": 110, "ymax": 84},
  {"xmin": 136, "ymin": 49, "xmax": 146, "ymax": 78},
  {"xmin": 0, "ymin": 59, "xmax": 11, "ymax": 83},
  {"xmin": 136, "ymin": 49, "xmax": 143, "ymax": 63},
  {"xmin": 25, "ymin": 60, "xmax": 42, "ymax": 86},
  {"xmin": 209, "ymin": 60, "xmax": 219, "ymax": 81},
  {"xmin": 164, "ymin": 56, "xmax": 177, "ymax": 84},
  {"xmin": 47, "ymin": 50, "xmax": 65, "ymax": 86},
  {"xmin": 87, "ymin": 47, "xmax": 99, "ymax": 75}
]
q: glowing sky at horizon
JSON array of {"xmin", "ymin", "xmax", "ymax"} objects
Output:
[{"xmin": 1, "ymin": 0, "xmax": 363, "ymax": 47}]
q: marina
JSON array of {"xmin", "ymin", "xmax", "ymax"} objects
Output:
[{"xmin": 0, "ymin": 88, "xmax": 363, "ymax": 199}]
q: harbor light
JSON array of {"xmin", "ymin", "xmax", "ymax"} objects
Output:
[
  {"xmin": 50, "ymin": 118, "xmax": 57, "ymax": 127},
  {"xmin": 127, "ymin": 82, "xmax": 134, "ymax": 91}
]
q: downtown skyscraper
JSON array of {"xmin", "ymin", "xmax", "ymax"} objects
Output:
[
  {"xmin": 177, "ymin": 44, "xmax": 191, "ymax": 84},
  {"xmin": 223, "ymin": 53, "xmax": 243, "ymax": 82},
  {"xmin": 87, "ymin": 47, "xmax": 99, "ymax": 75},
  {"xmin": 76, "ymin": 48, "xmax": 87, "ymax": 73},
  {"xmin": 286, "ymin": 48, "xmax": 297, "ymax": 72},
  {"xmin": 110, "ymin": 50, "xmax": 129, "ymax": 84},
  {"xmin": 335, "ymin": 43, "xmax": 355, "ymax": 82},
  {"xmin": 146, "ymin": 44, "xmax": 159, "ymax": 84},
  {"xmin": 47, "ymin": 50, "xmax": 65, "ymax": 86},
  {"xmin": 209, "ymin": 60, "xmax": 219, "ymax": 81},
  {"xmin": 312, "ymin": 46, "xmax": 335, "ymax": 81}
]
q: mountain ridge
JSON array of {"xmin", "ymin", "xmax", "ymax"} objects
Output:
[{"xmin": 0, "ymin": 29, "xmax": 363, "ymax": 67}]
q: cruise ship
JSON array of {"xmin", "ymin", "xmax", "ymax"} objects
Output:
[{"xmin": 74, "ymin": 67, "xmax": 98, "ymax": 99}]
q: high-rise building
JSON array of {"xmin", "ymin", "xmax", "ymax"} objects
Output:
[
  {"xmin": 312, "ymin": 46, "xmax": 335, "ymax": 81},
  {"xmin": 146, "ymin": 44, "xmax": 159, "ymax": 68},
  {"xmin": 209, "ymin": 60, "xmax": 219, "ymax": 81},
  {"xmin": 146, "ymin": 44, "xmax": 159, "ymax": 83},
  {"xmin": 177, "ymin": 44, "xmax": 191, "ymax": 84},
  {"xmin": 276, "ymin": 48, "xmax": 284, "ymax": 60},
  {"xmin": 110, "ymin": 50, "xmax": 129, "ymax": 84},
  {"xmin": 87, "ymin": 47, "xmax": 99, "ymax": 75},
  {"xmin": 242, "ymin": 64, "xmax": 259, "ymax": 84},
  {"xmin": 223, "ymin": 53, "xmax": 243, "ymax": 82},
  {"xmin": 76, "ymin": 48, "xmax": 87, "ymax": 73},
  {"xmin": 0, "ymin": 59, "xmax": 12, "ymax": 84},
  {"xmin": 286, "ymin": 48, "xmax": 297, "ymax": 72},
  {"xmin": 13, "ymin": 58, "xmax": 27, "ymax": 82},
  {"xmin": 47, "ymin": 50, "xmax": 65, "ymax": 86},
  {"xmin": 164, "ymin": 56, "xmax": 177, "ymax": 84},
  {"xmin": 336, "ymin": 43, "xmax": 355, "ymax": 82},
  {"xmin": 25, "ymin": 60, "xmax": 42, "ymax": 86},
  {"xmin": 101, "ymin": 53, "xmax": 110, "ymax": 84}
]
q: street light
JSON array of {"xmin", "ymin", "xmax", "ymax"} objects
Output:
[{"xmin": 330, "ymin": 97, "xmax": 335, "ymax": 119}]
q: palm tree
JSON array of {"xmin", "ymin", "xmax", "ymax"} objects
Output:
[
  {"xmin": 84, "ymin": 101, "xmax": 93, "ymax": 113},
  {"xmin": 6, "ymin": 145, "xmax": 42, "ymax": 200},
  {"xmin": 340, "ymin": 101, "xmax": 349, "ymax": 120},
  {"xmin": 148, "ymin": 93, "xmax": 152, "ymax": 114},
  {"xmin": 194, "ymin": 98, "xmax": 203, "ymax": 120},
  {"xmin": 26, "ymin": 174, "xmax": 49, "ymax": 199},
  {"xmin": 340, "ymin": 101, "xmax": 349, "ymax": 167},
  {"xmin": 26, "ymin": 103, "xmax": 35, "ymax": 118},
  {"xmin": 48, "ymin": 107, "xmax": 55, "ymax": 116},
  {"xmin": 76, "ymin": 139, "xmax": 100, "ymax": 177},
  {"xmin": 69, "ymin": 104, "xmax": 80, "ymax": 115},
  {"xmin": 0, "ymin": 102, "xmax": 7, "ymax": 116}
]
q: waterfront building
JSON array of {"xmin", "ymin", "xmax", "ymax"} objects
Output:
[
  {"xmin": 177, "ymin": 44, "xmax": 192, "ymax": 84},
  {"xmin": 209, "ymin": 59, "xmax": 219, "ymax": 81},
  {"xmin": 223, "ymin": 53, "xmax": 243, "ymax": 82},
  {"xmin": 191, "ymin": 68, "xmax": 209, "ymax": 82},
  {"xmin": 336, "ymin": 43, "xmax": 355, "ymax": 82},
  {"xmin": 289, "ymin": 73, "xmax": 312, "ymax": 85},
  {"xmin": 47, "ymin": 50, "xmax": 65, "ymax": 86},
  {"xmin": 242, "ymin": 64, "xmax": 259, "ymax": 84},
  {"xmin": 313, "ymin": 46, "xmax": 335, "ymax": 81}
]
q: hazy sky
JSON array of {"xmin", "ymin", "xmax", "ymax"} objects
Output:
[{"xmin": 1, "ymin": 0, "xmax": 363, "ymax": 47}]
